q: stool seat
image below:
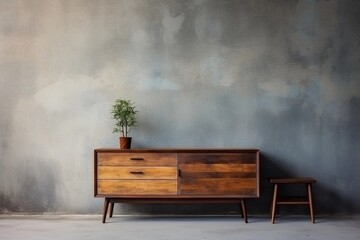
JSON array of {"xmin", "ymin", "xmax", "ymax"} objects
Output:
[
  {"xmin": 270, "ymin": 178, "xmax": 316, "ymax": 184},
  {"xmin": 269, "ymin": 177, "xmax": 316, "ymax": 223}
]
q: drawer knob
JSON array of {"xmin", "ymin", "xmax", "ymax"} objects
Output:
[
  {"xmin": 130, "ymin": 157, "xmax": 144, "ymax": 161},
  {"xmin": 130, "ymin": 171, "xmax": 144, "ymax": 174}
]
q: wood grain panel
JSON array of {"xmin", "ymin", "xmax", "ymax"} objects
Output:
[
  {"xmin": 180, "ymin": 178, "xmax": 257, "ymax": 195},
  {"xmin": 98, "ymin": 153, "xmax": 177, "ymax": 166},
  {"xmin": 178, "ymin": 153, "xmax": 256, "ymax": 164},
  {"xmin": 180, "ymin": 163, "xmax": 256, "ymax": 178},
  {"xmin": 98, "ymin": 180, "xmax": 177, "ymax": 195},
  {"xmin": 98, "ymin": 166, "xmax": 177, "ymax": 179},
  {"xmin": 181, "ymin": 172, "xmax": 256, "ymax": 178},
  {"xmin": 180, "ymin": 163, "xmax": 256, "ymax": 172}
]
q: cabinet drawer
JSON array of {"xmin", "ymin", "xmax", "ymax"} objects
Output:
[
  {"xmin": 98, "ymin": 166, "xmax": 177, "ymax": 180},
  {"xmin": 180, "ymin": 178, "xmax": 257, "ymax": 195},
  {"xmin": 98, "ymin": 180, "xmax": 177, "ymax": 195},
  {"xmin": 97, "ymin": 153, "xmax": 177, "ymax": 166}
]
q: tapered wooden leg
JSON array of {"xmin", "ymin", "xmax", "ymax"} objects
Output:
[
  {"xmin": 102, "ymin": 198, "xmax": 110, "ymax": 223},
  {"xmin": 307, "ymin": 184, "xmax": 315, "ymax": 223},
  {"xmin": 240, "ymin": 199, "xmax": 248, "ymax": 223},
  {"xmin": 271, "ymin": 184, "xmax": 278, "ymax": 223},
  {"xmin": 270, "ymin": 184, "xmax": 275, "ymax": 218},
  {"xmin": 240, "ymin": 202, "xmax": 244, "ymax": 218},
  {"xmin": 109, "ymin": 202, "xmax": 115, "ymax": 218}
]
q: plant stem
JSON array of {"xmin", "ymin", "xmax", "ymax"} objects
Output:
[{"xmin": 121, "ymin": 126, "xmax": 124, "ymax": 137}]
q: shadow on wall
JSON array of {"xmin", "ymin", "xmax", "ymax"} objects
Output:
[
  {"xmin": 315, "ymin": 181, "xmax": 359, "ymax": 214},
  {"xmin": 248, "ymin": 152, "xmax": 359, "ymax": 215},
  {"xmin": 0, "ymin": 160, "xmax": 57, "ymax": 213},
  {"xmin": 247, "ymin": 152, "xmax": 294, "ymax": 215}
]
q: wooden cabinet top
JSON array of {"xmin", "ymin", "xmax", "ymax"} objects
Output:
[{"xmin": 95, "ymin": 148, "xmax": 260, "ymax": 153}]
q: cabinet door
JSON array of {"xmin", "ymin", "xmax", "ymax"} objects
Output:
[{"xmin": 179, "ymin": 153, "xmax": 258, "ymax": 196}]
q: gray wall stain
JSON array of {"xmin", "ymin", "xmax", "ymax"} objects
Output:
[{"xmin": 0, "ymin": 0, "xmax": 359, "ymax": 214}]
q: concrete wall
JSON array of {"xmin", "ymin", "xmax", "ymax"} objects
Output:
[{"xmin": 1, "ymin": 0, "xmax": 359, "ymax": 214}]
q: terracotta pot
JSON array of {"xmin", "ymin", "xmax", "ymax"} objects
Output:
[{"xmin": 119, "ymin": 137, "xmax": 132, "ymax": 149}]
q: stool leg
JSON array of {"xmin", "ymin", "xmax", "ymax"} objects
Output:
[
  {"xmin": 240, "ymin": 199, "xmax": 248, "ymax": 223},
  {"xmin": 270, "ymin": 184, "xmax": 275, "ymax": 218},
  {"xmin": 271, "ymin": 184, "xmax": 278, "ymax": 223},
  {"xmin": 307, "ymin": 183, "xmax": 315, "ymax": 223}
]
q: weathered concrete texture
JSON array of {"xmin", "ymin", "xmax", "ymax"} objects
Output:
[
  {"xmin": 0, "ymin": 215, "xmax": 360, "ymax": 240},
  {"xmin": 0, "ymin": 0, "xmax": 360, "ymax": 214}
]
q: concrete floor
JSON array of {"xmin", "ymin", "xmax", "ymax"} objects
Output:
[{"xmin": 1, "ymin": 215, "xmax": 359, "ymax": 240}]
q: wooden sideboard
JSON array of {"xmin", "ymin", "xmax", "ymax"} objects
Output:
[{"xmin": 94, "ymin": 149, "xmax": 260, "ymax": 223}]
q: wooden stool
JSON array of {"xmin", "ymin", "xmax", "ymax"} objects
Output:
[{"xmin": 269, "ymin": 178, "xmax": 316, "ymax": 223}]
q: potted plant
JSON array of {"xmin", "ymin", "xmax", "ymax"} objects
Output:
[{"xmin": 111, "ymin": 99, "xmax": 137, "ymax": 149}]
